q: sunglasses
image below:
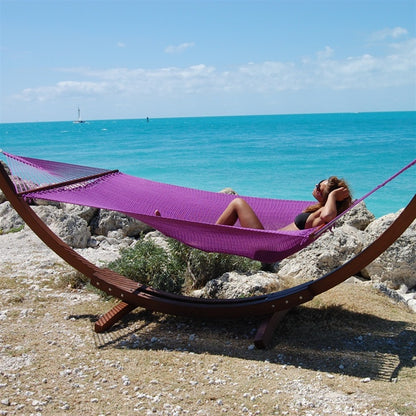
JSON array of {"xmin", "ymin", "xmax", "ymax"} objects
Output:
[{"xmin": 316, "ymin": 179, "xmax": 325, "ymax": 193}]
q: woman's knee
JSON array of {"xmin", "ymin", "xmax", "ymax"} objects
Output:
[{"xmin": 231, "ymin": 198, "xmax": 246, "ymax": 210}]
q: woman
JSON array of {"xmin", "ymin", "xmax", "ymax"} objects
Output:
[{"xmin": 216, "ymin": 176, "xmax": 352, "ymax": 231}]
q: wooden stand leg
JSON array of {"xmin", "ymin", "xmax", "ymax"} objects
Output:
[
  {"xmin": 94, "ymin": 302, "xmax": 137, "ymax": 333},
  {"xmin": 254, "ymin": 309, "xmax": 290, "ymax": 349}
]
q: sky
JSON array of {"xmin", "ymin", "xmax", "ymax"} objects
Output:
[{"xmin": 1, "ymin": 0, "xmax": 415, "ymax": 123}]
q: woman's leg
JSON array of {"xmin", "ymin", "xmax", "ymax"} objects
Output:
[{"xmin": 216, "ymin": 198, "xmax": 264, "ymax": 229}]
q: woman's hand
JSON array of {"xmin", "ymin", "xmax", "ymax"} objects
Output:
[{"xmin": 330, "ymin": 187, "xmax": 350, "ymax": 201}]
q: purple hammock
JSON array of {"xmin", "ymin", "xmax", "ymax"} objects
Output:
[{"xmin": 3, "ymin": 152, "xmax": 415, "ymax": 263}]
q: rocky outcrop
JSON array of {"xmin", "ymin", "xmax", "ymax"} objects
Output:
[
  {"xmin": 277, "ymin": 224, "xmax": 367, "ymax": 281},
  {"xmin": 32, "ymin": 205, "xmax": 91, "ymax": 248},
  {"xmin": 61, "ymin": 203, "xmax": 98, "ymax": 223},
  {"xmin": 276, "ymin": 203, "xmax": 374, "ymax": 282},
  {"xmin": 0, "ymin": 201, "xmax": 25, "ymax": 232},
  {"xmin": 192, "ymin": 271, "xmax": 279, "ymax": 299},
  {"xmin": 333, "ymin": 202, "xmax": 376, "ymax": 230},
  {"xmin": 361, "ymin": 210, "xmax": 416, "ymax": 289},
  {"xmin": 0, "ymin": 160, "xmax": 11, "ymax": 176},
  {"xmin": 90, "ymin": 209, "xmax": 152, "ymax": 238},
  {"xmin": 0, "ymin": 193, "xmax": 415, "ymax": 311},
  {"xmin": 274, "ymin": 204, "xmax": 416, "ymax": 311},
  {"xmin": 0, "ymin": 198, "xmax": 150, "ymax": 249}
]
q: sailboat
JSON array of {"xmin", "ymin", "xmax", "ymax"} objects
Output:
[{"xmin": 73, "ymin": 107, "xmax": 86, "ymax": 124}]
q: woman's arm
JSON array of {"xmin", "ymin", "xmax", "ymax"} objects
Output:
[{"xmin": 319, "ymin": 187, "xmax": 350, "ymax": 223}]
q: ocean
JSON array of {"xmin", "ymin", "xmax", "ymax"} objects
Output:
[{"xmin": 0, "ymin": 112, "xmax": 415, "ymax": 218}]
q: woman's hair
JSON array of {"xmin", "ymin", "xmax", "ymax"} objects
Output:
[{"xmin": 305, "ymin": 176, "xmax": 352, "ymax": 215}]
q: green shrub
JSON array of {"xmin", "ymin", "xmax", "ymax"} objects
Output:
[
  {"xmin": 108, "ymin": 238, "xmax": 184, "ymax": 294},
  {"xmin": 108, "ymin": 236, "xmax": 261, "ymax": 294},
  {"xmin": 167, "ymin": 239, "xmax": 261, "ymax": 291}
]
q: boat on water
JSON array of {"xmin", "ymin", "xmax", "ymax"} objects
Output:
[{"xmin": 73, "ymin": 107, "xmax": 86, "ymax": 124}]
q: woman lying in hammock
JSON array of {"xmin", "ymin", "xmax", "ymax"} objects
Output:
[{"xmin": 216, "ymin": 176, "xmax": 352, "ymax": 230}]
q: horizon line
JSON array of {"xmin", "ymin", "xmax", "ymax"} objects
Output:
[{"xmin": 1, "ymin": 109, "xmax": 415, "ymax": 125}]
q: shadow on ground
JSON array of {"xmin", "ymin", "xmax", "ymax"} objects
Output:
[{"xmin": 70, "ymin": 304, "xmax": 416, "ymax": 382}]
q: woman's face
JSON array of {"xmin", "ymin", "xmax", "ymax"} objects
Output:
[{"xmin": 312, "ymin": 179, "xmax": 328, "ymax": 202}]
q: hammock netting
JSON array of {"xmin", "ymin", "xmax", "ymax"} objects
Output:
[
  {"xmin": 2, "ymin": 152, "xmax": 317, "ymax": 263},
  {"xmin": 4, "ymin": 151, "xmax": 414, "ymax": 263}
]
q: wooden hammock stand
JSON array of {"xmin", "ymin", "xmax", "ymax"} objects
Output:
[{"xmin": 1, "ymin": 161, "xmax": 415, "ymax": 348}]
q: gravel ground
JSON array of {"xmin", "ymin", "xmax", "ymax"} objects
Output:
[{"xmin": 0, "ymin": 228, "xmax": 415, "ymax": 415}]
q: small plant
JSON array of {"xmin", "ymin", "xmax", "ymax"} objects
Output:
[
  {"xmin": 0, "ymin": 224, "xmax": 25, "ymax": 235},
  {"xmin": 9, "ymin": 225, "xmax": 25, "ymax": 233},
  {"xmin": 167, "ymin": 239, "xmax": 261, "ymax": 291},
  {"xmin": 108, "ymin": 236, "xmax": 261, "ymax": 295},
  {"xmin": 53, "ymin": 270, "xmax": 90, "ymax": 290},
  {"xmin": 108, "ymin": 238, "xmax": 185, "ymax": 294}
]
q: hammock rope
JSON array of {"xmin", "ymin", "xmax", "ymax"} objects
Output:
[{"xmin": 2, "ymin": 151, "xmax": 415, "ymax": 263}]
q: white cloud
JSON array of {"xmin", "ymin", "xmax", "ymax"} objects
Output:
[
  {"xmin": 14, "ymin": 80, "xmax": 110, "ymax": 102},
  {"xmin": 317, "ymin": 46, "xmax": 334, "ymax": 60},
  {"xmin": 369, "ymin": 27, "xmax": 408, "ymax": 42},
  {"xmin": 13, "ymin": 36, "xmax": 415, "ymax": 103},
  {"xmin": 164, "ymin": 42, "xmax": 195, "ymax": 54},
  {"xmin": 117, "ymin": 42, "xmax": 126, "ymax": 48}
]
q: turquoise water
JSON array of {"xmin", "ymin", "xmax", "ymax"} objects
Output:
[{"xmin": 1, "ymin": 112, "xmax": 415, "ymax": 217}]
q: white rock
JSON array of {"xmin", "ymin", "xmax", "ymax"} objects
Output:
[
  {"xmin": 91, "ymin": 209, "xmax": 151, "ymax": 237},
  {"xmin": 199, "ymin": 271, "xmax": 280, "ymax": 299},
  {"xmin": 33, "ymin": 205, "xmax": 91, "ymax": 248},
  {"xmin": 407, "ymin": 298, "xmax": 416, "ymax": 313},
  {"xmin": 362, "ymin": 211, "xmax": 416, "ymax": 289},
  {"xmin": 0, "ymin": 201, "xmax": 24, "ymax": 232},
  {"xmin": 277, "ymin": 224, "xmax": 366, "ymax": 281}
]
